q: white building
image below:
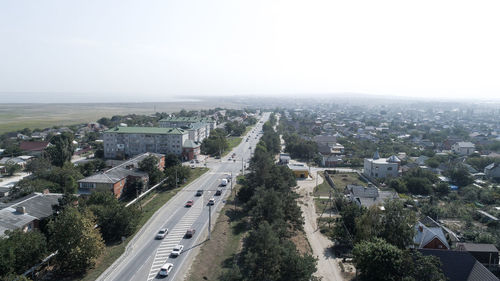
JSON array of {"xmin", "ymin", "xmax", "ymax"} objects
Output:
[
  {"xmin": 103, "ymin": 127, "xmax": 188, "ymax": 159},
  {"xmin": 452, "ymin": 142, "xmax": 476, "ymax": 155},
  {"xmin": 363, "ymin": 151, "xmax": 400, "ymax": 179}
]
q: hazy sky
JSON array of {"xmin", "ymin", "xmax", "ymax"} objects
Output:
[{"xmin": 1, "ymin": 0, "xmax": 499, "ymax": 102}]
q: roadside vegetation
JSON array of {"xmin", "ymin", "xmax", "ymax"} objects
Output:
[{"xmin": 216, "ymin": 114, "xmax": 318, "ymax": 281}]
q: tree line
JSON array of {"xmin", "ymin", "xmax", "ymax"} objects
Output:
[{"xmin": 221, "ymin": 115, "xmax": 318, "ymax": 281}]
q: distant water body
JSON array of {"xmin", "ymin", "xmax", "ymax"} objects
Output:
[{"xmin": 0, "ymin": 92, "xmax": 202, "ymax": 103}]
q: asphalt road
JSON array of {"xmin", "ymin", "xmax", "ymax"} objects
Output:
[{"xmin": 97, "ymin": 113, "xmax": 270, "ymax": 281}]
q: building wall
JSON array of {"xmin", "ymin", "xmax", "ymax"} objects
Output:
[
  {"xmin": 452, "ymin": 144, "xmax": 475, "ymax": 155},
  {"xmin": 112, "ymin": 179, "xmax": 126, "ymax": 198},
  {"xmin": 423, "ymin": 238, "xmax": 449, "ymax": 250},
  {"xmin": 292, "ymin": 170, "xmax": 309, "ymax": 178},
  {"xmin": 104, "ymin": 132, "xmax": 187, "ymax": 158},
  {"xmin": 363, "ymin": 159, "xmax": 399, "ymax": 179}
]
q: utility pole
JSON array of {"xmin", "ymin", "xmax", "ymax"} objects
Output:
[
  {"xmin": 230, "ymin": 171, "xmax": 233, "ymax": 192},
  {"xmin": 175, "ymin": 168, "xmax": 178, "ymax": 189},
  {"xmin": 242, "ymin": 157, "xmax": 244, "ymax": 175},
  {"xmin": 208, "ymin": 204, "xmax": 212, "ymax": 240}
]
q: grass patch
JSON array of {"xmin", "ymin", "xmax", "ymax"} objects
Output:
[
  {"xmin": 313, "ymin": 173, "xmax": 333, "ymax": 197},
  {"xmin": 314, "ymin": 198, "xmax": 332, "ymax": 215},
  {"xmin": 78, "ymin": 168, "xmax": 209, "ymax": 281},
  {"xmin": 186, "ymin": 183, "xmax": 246, "ymax": 281},
  {"xmin": 329, "ymin": 172, "xmax": 366, "ymax": 189},
  {"xmin": 222, "ymin": 137, "xmax": 243, "ymax": 157}
]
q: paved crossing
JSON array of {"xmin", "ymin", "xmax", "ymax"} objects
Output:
[{"xmin": 146, "ymin": 199, "xmax": 203, "ymax": 280}]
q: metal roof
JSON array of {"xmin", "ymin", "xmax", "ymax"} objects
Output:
[{"xmin": 105, "ymin": 127, "xmax": 186, "ymax": 135}]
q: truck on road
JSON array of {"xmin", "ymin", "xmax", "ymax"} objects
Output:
[{"xmin": 220, "ymin": 178, "xmax": 228, "ymax": 186}]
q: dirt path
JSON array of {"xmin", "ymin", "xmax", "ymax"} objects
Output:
[{"xmin": 296, "ymin": 171, "xmax": 345, "ymax": 281}]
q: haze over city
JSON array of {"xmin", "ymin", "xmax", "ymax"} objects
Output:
[{"xmin": 1, "ymin": 0, "xmax": 500, "ymax": 103}]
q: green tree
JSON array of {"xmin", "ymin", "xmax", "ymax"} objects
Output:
[
  {"xmin": 25, "ymin": 157, "xmax": 52, "ymax": 176},
  {"xmin": 138, "ymin": 155, "xmax": 159, "ymax": 174},
  {"xmin": 379, "ymin": 200, "xmax": 416, "ymax": 249},
  {"xmin": 138, "ymin": 155, "xmax": 164, "ymax": 185},
  {"xmin": 0, "ymin": 230, "xmax": 47, "ymax": 275},
  {"xmin": 122, "ymin": 177, "xmax": 144, "ymax": 199},
  {"xmin": 332, "ymin": 201, "xmax": 365, "ymax": 247},
  {"xmin": 201, "ymin": 128, "xmax": 228, "ymax": 156},
  {"xmin": 164, "ymin": 165, "xmax": 191, "ymax": 188},
  {"xmin": 5, "ymin": 163, "xmax": 21, "ymax": 176},
  {"xmin": 164, "ymin": 154, "xmax": 180, "ymax": 168},
  {"xmin": 353, "ymin": 238, "xmax": 404, "ymax": 281},
  {"xmin": 47, "ymin": 207, "xmax": 104, "ymax": 274},
  {"xmin": 435, "ymin": 182, "xmax": 450, "ymax": 196},
  {"xmin": 45, "ymin": 132, "xmax": 75, "ymax": 167},
  {"xmin": 353, "ymin": 239, "xmax": 444, "ymax": 281},
  {"xmin": 447, "ymin": 165, "xmax": 474, "ymax": 187},
  {"xmin": 86, "ymin": 192, "xmax": 140, "ymax": 243}
]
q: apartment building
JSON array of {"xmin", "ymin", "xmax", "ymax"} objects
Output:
[{"xmin": 103, "ymin": 127, "xmax": 187, "ymax": 159}]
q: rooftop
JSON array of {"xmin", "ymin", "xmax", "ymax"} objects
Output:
[
  {"xmin": 287, "ymin": 163, "xmax": 309, "ymax": 171},
  {"xmin": 419, "ymin": 249, "xmax": 499, "ymax": 281},
  {"xmin": 457, "ymin": 243, "xmax": 499, "ymax": 253},
  {"xmin": 19, "ymin": 141, "xmax": 50, "ymax": 152},
  {"xmin": 0, "ymin": 192, "xmax": 62, "ymax": 236},
  {"xmin": 159, "ymin": 116, "xmax": 214, "ymax": 123},
  {"xmin": 78, "ymin": 152, "xmax": 161, "ymax": 184},
  {"xmin": 105, "ymin": 126, "xmax": 186, "ymax": 135}
]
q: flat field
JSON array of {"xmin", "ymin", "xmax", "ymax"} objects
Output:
[{"xmin": 0, "ymin": 100, "xmax": 241, "ymax": 133}]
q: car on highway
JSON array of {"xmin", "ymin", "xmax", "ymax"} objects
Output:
[
  {"xmin": 156, "ymin": 228, "xmax": 168, "ymax": 239},
  {"xmin": 158, "ymin": 262, "xmax": 173, "ymax": 277},
  {"xmin": 196, "ymin": 189, "xmax": 203, "ymax": 196},
  {"xmin": 171, "ymin": 245, "xmax": 184, "ymax": 257},
  {"xmin": 215, "ymin": 189, "xmax": 222, "ymax": 196},
  {"xmin": 208, "ymin": 198, "xmax": 215, "ymax": 205},
  {"xmin": 185, "ymin": 229, "xmax": 195, "ymax": 238},
  {"xmin": 185, "ymin": 200, "xmax": 194, "ymax": 207}
]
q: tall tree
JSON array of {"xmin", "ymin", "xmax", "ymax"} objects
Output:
[
  {"xmin": 45, "ymin": 132, "xmax": 75, "ymax": 167},
  {"xmin": 48, "ymin": 207, "xmax": 104, "ymax": 274}
]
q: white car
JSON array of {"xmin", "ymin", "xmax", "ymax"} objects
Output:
[
  {"xmin": 208, "ymin": 198, "xmax": 215, "ymax": 205},
  {"xmin": 156, "ymin": 228, "xmax": 168, "ymax": 239},
  {"xmin": 171, "ymin": 244, "xmax": 184, "ymax": 256},
  {"xmin": 158, "ymin": 263, "xmax": 173, "ymax": 276}
]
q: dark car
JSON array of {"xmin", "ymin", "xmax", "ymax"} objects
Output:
[
  {"xmin": 215, "ymin": 189, "xmax": 222, "ymax": 196},
  {"xmin": 185, "ymin": 229, "xmax": 195, "ymax": 238},
  {"xmin": 196, "ymin": 189, "xmax": 203, "ymax": 196}
]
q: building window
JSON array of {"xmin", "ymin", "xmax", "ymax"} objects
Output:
[{"xmin": 387, "ymin": 167, "xmax": 393, "ymax": 170}]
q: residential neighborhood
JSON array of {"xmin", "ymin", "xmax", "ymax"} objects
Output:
[{"xmin": 0, "ymin": 100, "xmax": 499, "ymax": 281}]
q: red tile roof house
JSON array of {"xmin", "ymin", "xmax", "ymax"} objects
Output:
[
  {"xmin": 19, "ymin": 141, "xmax": 51, "ymax": 156},
  {"xmin": 78, "ymin": 153, "xmax": 164, "ymax": 198}
]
